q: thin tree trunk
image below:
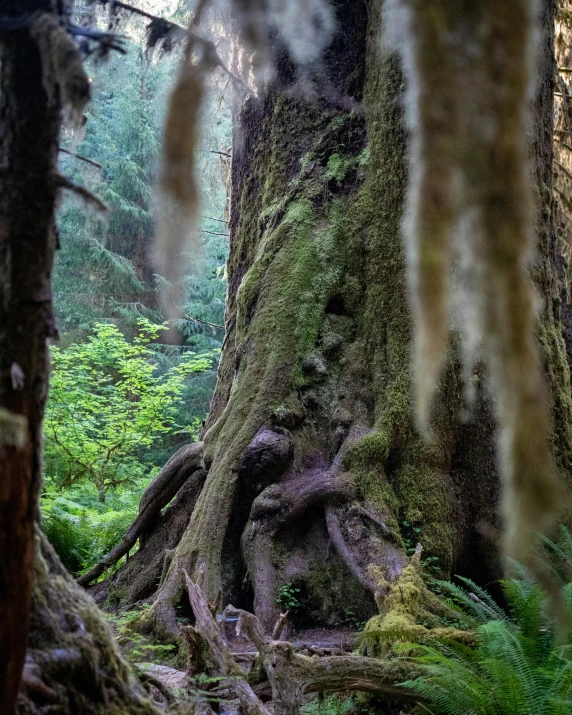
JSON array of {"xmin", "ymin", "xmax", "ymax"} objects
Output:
[
  {"xmin": 0, "ymin": 7, "xmax": 166, "ymax": 713},
  {"xmin": 0, "ymin": 12, "xmax": 60, "ymax": 712}
]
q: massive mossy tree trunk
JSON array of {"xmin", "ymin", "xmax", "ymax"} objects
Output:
[{"xmin": 98, "ymin": 0, "xmax": 572, "ymax": 641}]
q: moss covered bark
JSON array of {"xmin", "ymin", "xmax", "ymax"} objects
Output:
[
  {"xmin": 127, "ymin": 0, "xmax": 572, "ymax": 641},
  {"xmin": 18, "ymin": 532, "xmax": 161, "ymax": 714}
]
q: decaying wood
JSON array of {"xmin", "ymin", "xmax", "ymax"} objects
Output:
[
  {"xmin": 271, "ymin": 612, "xmax": 289, "ymax": 641},
  {"xmin": 78, "ymin": 442, "xmax": 204, "ymax": 587},
  {"xmin": 183, "ymin": 572, "xmax": 419, "ymax": 715}
]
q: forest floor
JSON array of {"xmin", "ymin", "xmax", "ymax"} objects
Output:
[{"xmin": 225, "ymin": 623, "xmax": 358, "ymax": 654}]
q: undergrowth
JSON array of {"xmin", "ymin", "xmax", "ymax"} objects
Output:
[
  {"xmin": 399, "ymin": 548, "xmax": 572, "ymax": 714},
  {"xmin": 40, "ymin": 478, "xmax": 147, "ymax": 576}
]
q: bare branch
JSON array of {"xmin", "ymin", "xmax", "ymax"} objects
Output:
[
  {"xmin": 53, "ymin": 174, "xmax": 107, "ymax": 213},
  {"xmin": 58, "ymin": 147, "xmax": 102, "ymax": 169}
]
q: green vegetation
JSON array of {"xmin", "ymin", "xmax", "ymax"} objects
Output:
[
  {"xmin": 41, "ymin": 23, "xmax": 230, "ymax": 575},
  {"xmin": 41, "ymin": 482, "xmax": 139, "ymax": 575},
  {"xmin": 399, "ymin": 570, "xmax": 572, "ymax": 714},
  {"xmin": 45, "ymin": 320, "xmax": 214, "ymax": 500},
  {"xmin": 56, "ymin": 47, "xmax": 230, "ymax": 346},
  {"xmin": 109, "ymin": 606, "xmax": 177, "ymax": 666},
  {"xmin": 276, "ymin": 582, "xmax": 302, "ymax": 612}
]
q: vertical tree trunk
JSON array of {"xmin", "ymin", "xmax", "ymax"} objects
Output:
[
  {"xmin": 0, "ymin": 8, "xmax": 165, "ymax": 714},
  {"xmin": 102, "ymin": 0, "xmax": 572, "ymax": 643},
  {"xmin": 0, "ymin": 11, "xmax": 60, "ymax": 712}
]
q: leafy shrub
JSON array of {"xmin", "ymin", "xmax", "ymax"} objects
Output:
[{"xmin": 44, "ymin": 319, "xmax": 214, "ymax": 500}]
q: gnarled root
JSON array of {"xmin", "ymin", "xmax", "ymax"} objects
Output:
[
  {"xmin": 182, "ymin": 571, "xmax": 421, "ymax": 715},
  {"xmin": 241, "ymin": 467, "xmax": 355, "ymax": 628},
  {"xmin": 78, "ymin": 442, "xmax": 205, "ymax": 588}
]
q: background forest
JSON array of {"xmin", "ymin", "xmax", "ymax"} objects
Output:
[{"xmin": 42, "ymin": 5, "xmax": 232, "ymax": 575}]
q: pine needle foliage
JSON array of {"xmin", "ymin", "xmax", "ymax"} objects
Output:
[{"xmin": 399, "ymin": 575, "xmax": 572, "ymax": 714}]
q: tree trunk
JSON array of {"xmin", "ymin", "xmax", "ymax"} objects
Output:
[
  {"xmin": 101, "ymin": 0, "xmax": 572, "ymax": 643},
  {"xmin": 0, "ymin": 10, "xmax": 60, "ymax": 712},
  {"xmin": 0, "ymin": 6, "xmax": 165, "ymax": 713}
]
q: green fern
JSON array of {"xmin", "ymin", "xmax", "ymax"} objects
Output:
[
  {"xmin": 40, "ymin": 482, "xmax": 141, "ymax": 576},
  {"xmin": 541, "ymin": 526, "xmax": 572, "ymax": 583},
  {"xmin": 41, "ymin": 506, "xmax": 94, "ymax": 574},
  {"xmin": 432, "ymin": 576, "xmax": 508, "ymax": 626},
  {"xmin": 399, "ymin": 576, "xmax": 572, "ymax": 715}
]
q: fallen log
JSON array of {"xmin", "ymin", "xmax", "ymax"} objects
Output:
[{"xmin": 183, "ymin": 572, "xmax": 421, "ymax": 715}]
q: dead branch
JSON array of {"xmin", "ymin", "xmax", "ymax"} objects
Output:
[
  {"xmin": 271, "ymin": 612, "xmax": 289, "ymax": 641},
  {"xmin": 58, "ymin": 147, "xmax": 102, "ymax": 169},
  {"xmin": 201, "ymin": 229, "xmax": 229, "ymax": 237},
  {"xmin": 183, "ymin": 570, "xmax": 272, "ymax": 715},
  {"xmin": 184, "ymin": 575, "xmax": 420, "ymax": 715},
  {"xmin": 54, "ymin": 174, "xmax": 107, "ymax": 213},
  {"xmin": 180, "ymin": 310, "xmax": 224, "ymax": 330},
  {"xmin": 98, "ymin": 0, "xmax": 186, "ymax": 30}
]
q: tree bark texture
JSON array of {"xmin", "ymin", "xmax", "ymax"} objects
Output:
[
  {"xmin": 17, "ymin": 530, "xmax": 163, "ymax": 715},
  {"xmin": 0, "ymin": 9, "xmax": 60, "ymax": 712},
  {"xmin": 100, "ymin": 0, "xmax": 572, "ymax": 644},
  {"xmin": 0, "ymin": 5, "xmax": 170, "ymax": 713}
]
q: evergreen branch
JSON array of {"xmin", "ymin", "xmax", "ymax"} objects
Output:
[{"xmin": 68, "ymin": 24, "xmax": 127, "ymax": 54}]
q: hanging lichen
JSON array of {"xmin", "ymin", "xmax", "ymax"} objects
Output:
[
  {"xmin": 29, "ymin": 12, "xmax": 91, "ymax": 127},
  {"xmin": 153, "ymin": 0, "xmax": 337, "ymax": 323},
  {"xmin": 387, "ymin": 0, "xmax": 566, "ymax": 588},
  {"xmin": 153, "ymin": 35, "xmax": 206, "ymax": 326}
]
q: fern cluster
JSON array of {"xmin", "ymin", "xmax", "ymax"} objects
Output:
[
  {"xmin": 41, "ymin": 480, "xmax": 141, "ymax": 576},
  {"xmin": 400, "ymin": 569, "xmax": 572, "ymax": 714}
]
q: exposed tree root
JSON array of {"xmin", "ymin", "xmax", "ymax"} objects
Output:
[
  {"xmin": 325, "ymin": 504, "xmax": 377, "ymax": 593},
  {"xmin": 79, "ymin": 442, "xmax": 204, "ymax": 588},
  {"xmin": 182, "ymin": 570, "xmax": 419, "ymax": 715},
  {"xmin": 126, "ymin": 435, "xmax": 406, "ymax": 643},
  {"xmin": 91, "ymin": 468, "xmax": 207, "ymax": 607},
  {"xmin": 241, "ymin": 464, "xmax": 355, "ymax": 628}
]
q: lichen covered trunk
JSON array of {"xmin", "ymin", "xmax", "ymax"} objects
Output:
[
  {"xmin": 129, "ymin": 0, "xmax": 572, "ymax": 639},
  {"xmin": 141, "ymin": 0, "xmax": 490, "ymax": 637}
]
